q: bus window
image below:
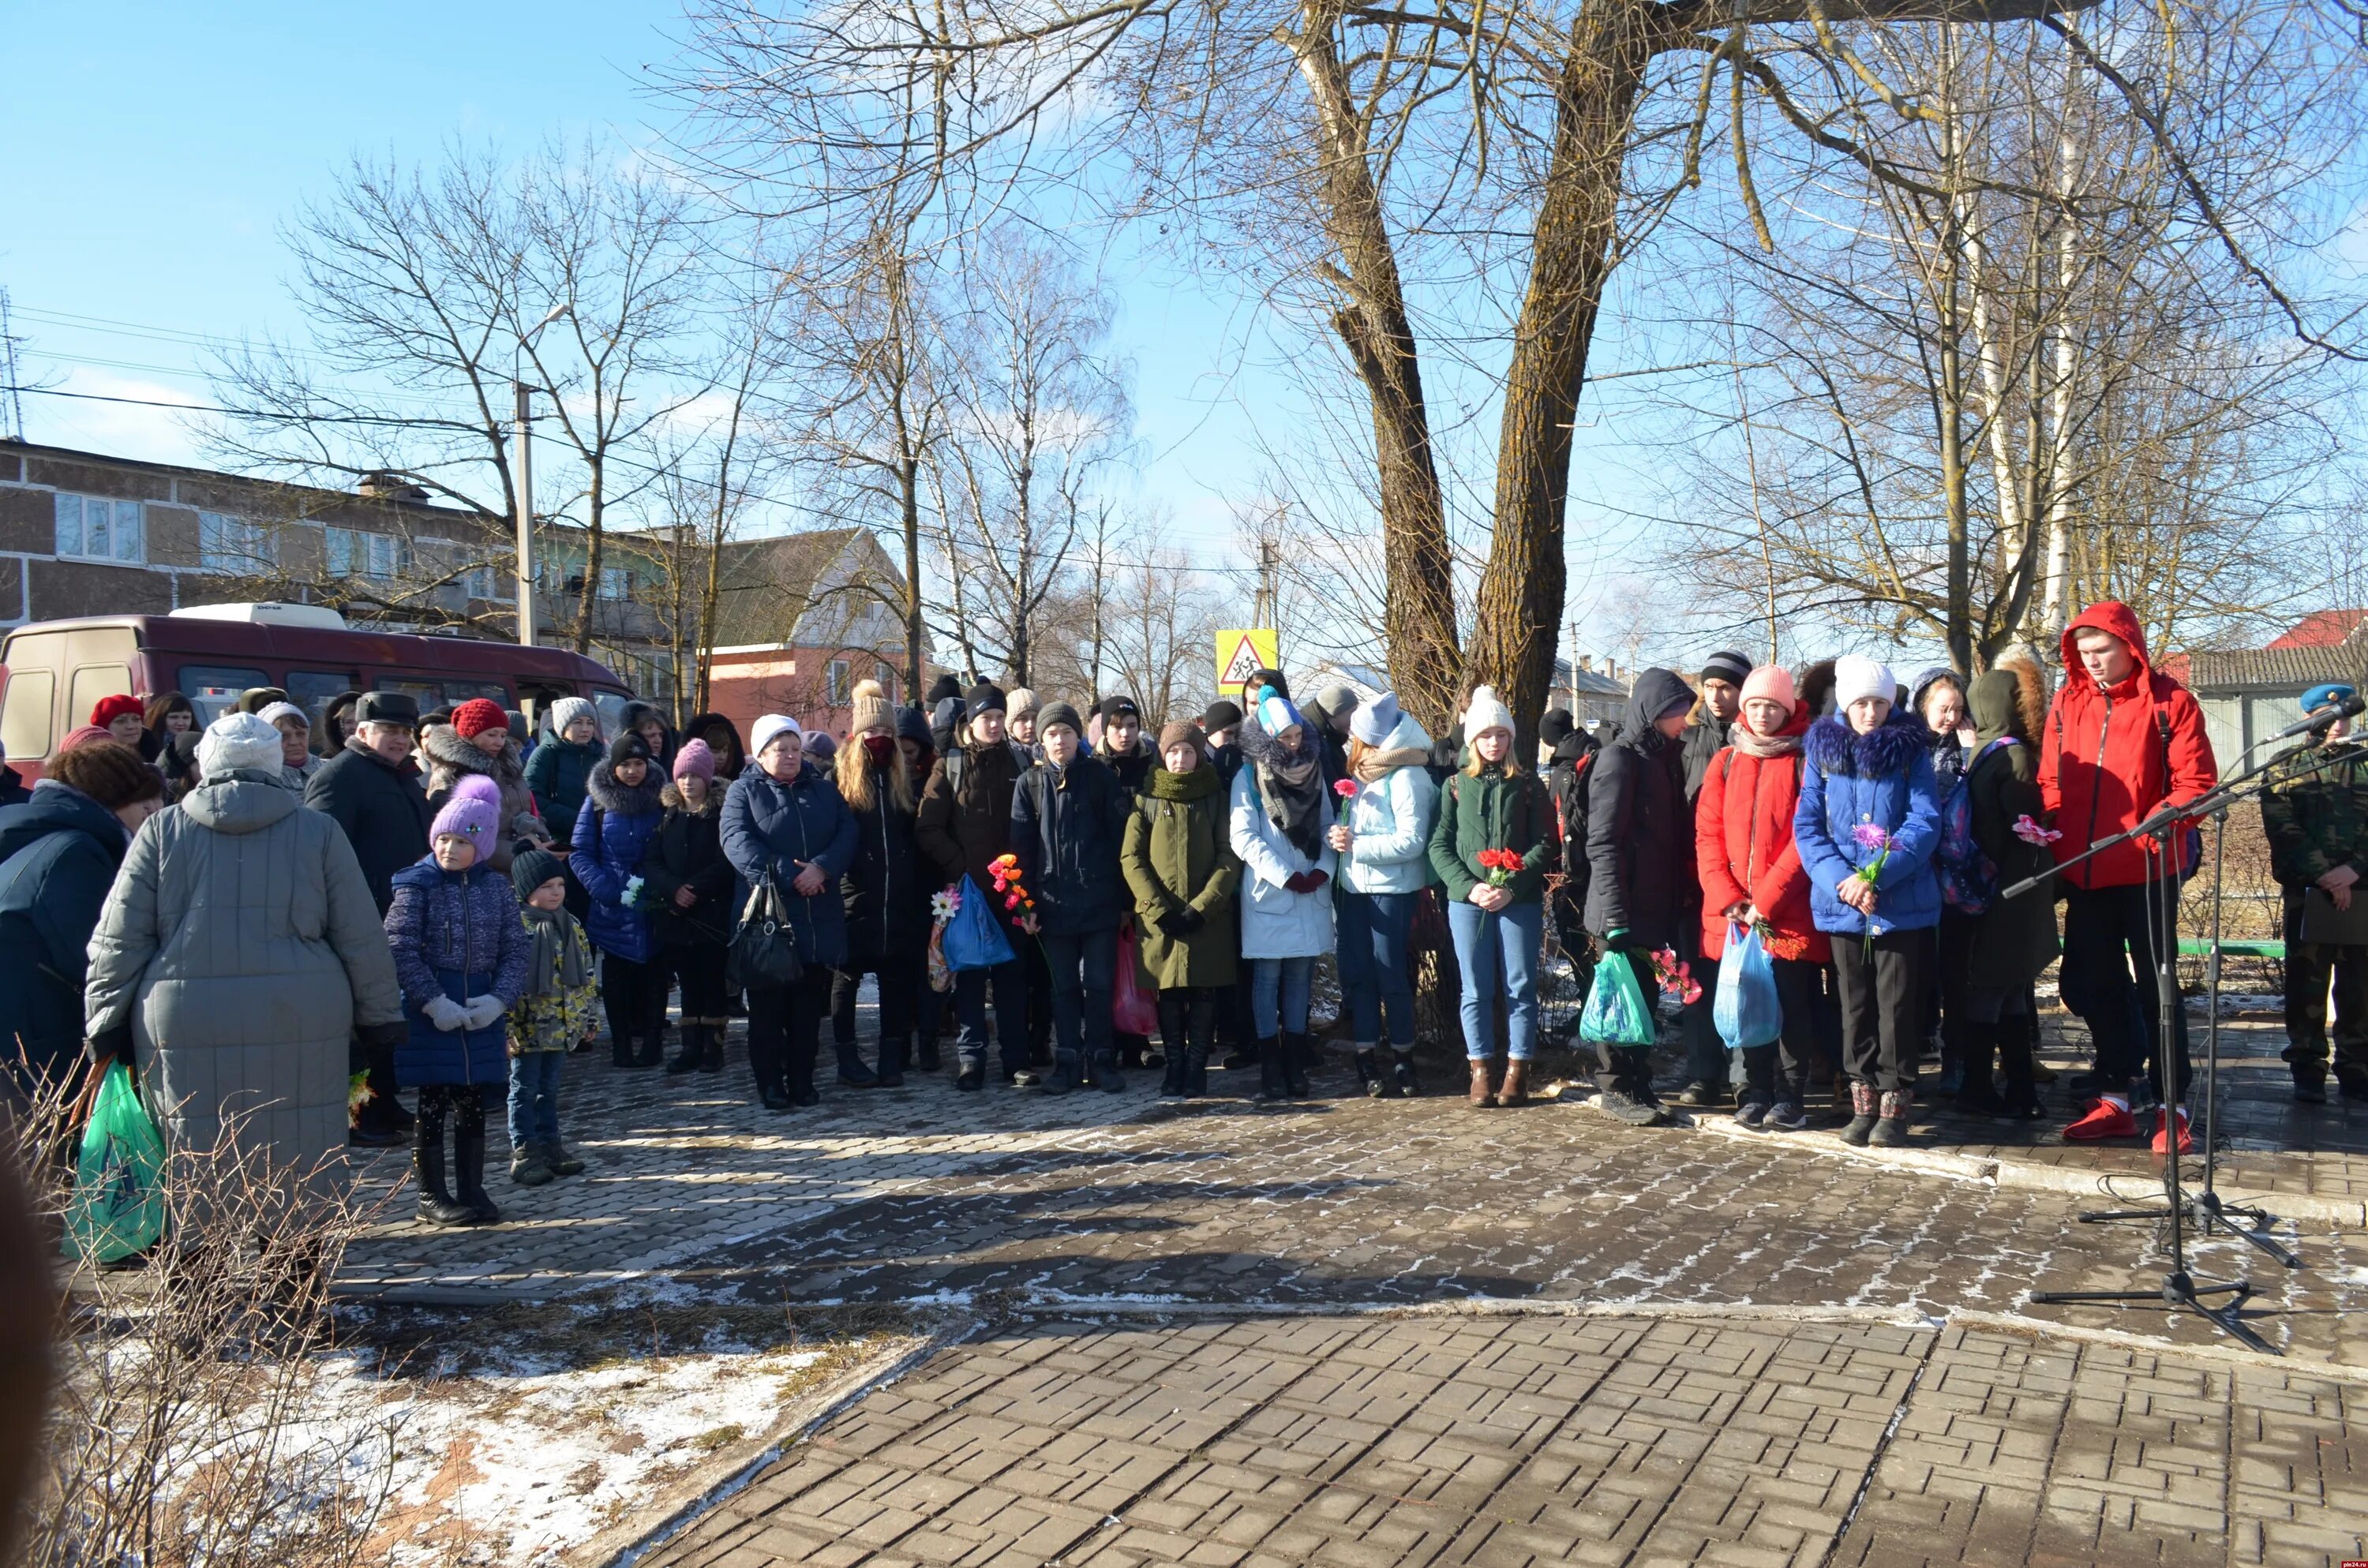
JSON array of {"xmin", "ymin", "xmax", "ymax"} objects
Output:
[
  {"xmin": 593, "ymin": 691, "xmax": 631, "ymax": 740},
  {"xmin": 286, "ymin": 670, "xmax": 362, "ymax": 732},
  {"xmin": 178, "ymin": 664, "xmax": 270, "ymax": 725},
  {"xmin": 1, "ymin": 668, "xmax": 55, "ymax": 760},
  {"xmin": 68, "ymin": 664, "xmax": 133, "ymax": 728},
  {"xmin": 373, "ymin": 675, "xmax": 512, "ymax": 713}
]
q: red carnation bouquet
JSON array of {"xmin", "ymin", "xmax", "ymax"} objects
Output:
[{"xmin": 1477, "ymin": 848, "xmax": 1523, "ymax": 887}]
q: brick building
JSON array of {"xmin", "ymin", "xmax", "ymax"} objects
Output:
[{"xmin": 699, "ymin": 527, "xmax": 921, "ymax": 740}]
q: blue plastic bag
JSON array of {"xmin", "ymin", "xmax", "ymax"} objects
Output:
[
  {"xmin": 1579, "ymin": 950, "xmax": 1656, "ymax": 1046},
  {"xmin": 1712, "ymin": 922, "xmax": 1782, "ymax": 1050},
  {"xmin": 940, "ymin": 874, "xmax": 1017, "ymax": 972},
  {"xmin": 67, "ymin": 1063, "xmax": 167, "ymax": 1264}
]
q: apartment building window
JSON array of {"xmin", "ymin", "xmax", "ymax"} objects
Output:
[
  {"xmin": 54, "ymin": 494, "xmax": 144, "ymax": 564},
  {"xmin": 325, "ymin": 526, "xmax": 407, "ymax": 580},
  {"xmin": 463, "ymin": 563, "xmax": 500, "ymax": 601},
  {"xmin": 598, "ymin": 566, "xmax": 635, "ymax": 601},
  {"xmin": 826, "ymin": 659, "xmax": 851, "ymax": 705},
  {"xmin": 199, "ymin": 511, "xmax": 272, "ymax": 572}
]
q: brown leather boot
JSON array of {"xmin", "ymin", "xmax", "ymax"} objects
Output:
[
  {"xmin": 1468, "ymin": 1058, "xmax": 1498, "ymax": 1107},
  {"xmin": 1499, "ymin": 1060, "xmax": 1530, "ymax": 1107}
]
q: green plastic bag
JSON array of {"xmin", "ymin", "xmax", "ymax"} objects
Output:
[
  {"xmin": 1578, "ymin": 949, "xmax": 1656, "ymax": 1046},
  {"xmin": 66, "ymin": 1063, "xmax": 167, "ymax": 1264}
]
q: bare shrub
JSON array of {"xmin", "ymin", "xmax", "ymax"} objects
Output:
[{"xmin": 3, "ymin": 1072, "xmax": 400, "ymax": 1568}]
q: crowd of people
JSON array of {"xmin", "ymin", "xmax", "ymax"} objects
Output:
[{"xmin": 2, "ymin": 594, "xmax": 2362, "ymax": 1233}]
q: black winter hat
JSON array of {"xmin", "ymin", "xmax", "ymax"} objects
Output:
[
  {"xmin": 354, "ymin": 690, "xmax": 420, "ymax": 727},
  {"xmin": 965, "ymin": 683, "xmax": 1006, "ymax": 714},
  {"xmin": 608, "ymin": 731, "xmax": 654, "ymax": 768},
  {"xmin": 1097, "ymin": 694, "xmax": 1141, "ymax": 723},
  {"xmin": 511, "ymin": 847, "xmax": 566, "ymax": 897},
  {"xmin": 1539, "ymin": 708, "xmax": 1576, "ymax": 747},
  {"xmin": 927, "ymin": 674, "xmax": 963, "ymax": 705},
  {"xmin": 1201, "ymin": 699, "xmax": 1243, "ymax": 732},
  {"xmin": 897, "ymin": 705, "xmax": 934, "ymax": 747}
]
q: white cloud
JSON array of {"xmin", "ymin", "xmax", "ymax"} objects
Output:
[{"xmin": 21, "ymin": 363, "xmax": 213, "ymax": 468}]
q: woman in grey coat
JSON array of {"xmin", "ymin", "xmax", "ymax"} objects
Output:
[{"xmin": 84, "ymin": 713, "xmax": 405, "ymax": 1196}]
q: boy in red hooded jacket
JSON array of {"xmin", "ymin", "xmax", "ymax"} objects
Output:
[{"xmin": 2040, "ymin": 602, "xmax": 2217, "ymax": 1154}]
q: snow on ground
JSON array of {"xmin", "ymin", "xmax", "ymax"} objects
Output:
[{"xmin": 277, "ymin": 1292, "xmax": 921, "ymax": 1566}]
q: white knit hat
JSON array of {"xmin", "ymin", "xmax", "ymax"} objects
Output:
[
  {"xmin": 255, "ymin": 701, "xmax": 308, "ymax": 728},
  {"xmin": 750, "ymin": 713, "xmax": 802, "ymax": 757},
  {"xmin": 1462, "ymin": 684, "xmax": 1516, "ymax": 740},
  {"xmin": 195, "ymin": 711, "xmax": 285, "ymax": 778},
  {"xmin": 1832, "ymin": 654, "xmax": 1897, "ymax": 713},
  {"xmin": 549, "ymin": 695, "xmax": 597, "ymax": 738}
]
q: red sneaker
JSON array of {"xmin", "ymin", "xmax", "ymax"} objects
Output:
[
  {"xmin": 2150, "ymin": 1109, "xmax": 2193, "ymax": 1157},
  {"xmin": 2063, "ymin": 1099, "xmax": 2138, "ymax": 1141}
]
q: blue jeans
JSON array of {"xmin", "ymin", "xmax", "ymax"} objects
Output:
[
  {"xmin": 506, "ymin": 1050, "xmax": 563, "ymax": 1150},
  {"xmin": 1039, "ymin": 928, "xmax": 1118, "ymax": 1063},
  {"xmin": 954, "ymin": 958, "xmax": 1028, "ymax": 1073},
  {"xmin": 1251, "ymin": 956, "xmax": 1314, "ymax": 1038},
  {"xmin": 1336, "ymin": 890, "xmax": 1418, "ymax": 1048},
  {"xmin": 1448, "ymin": 898, "xmax": 1542, "ymax": 1061}
]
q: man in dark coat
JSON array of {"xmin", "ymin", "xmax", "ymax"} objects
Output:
[
  {"xmin": 916, "ymin": 683, "xmax": 1030, "ymax": 1090},
  {"xmin": 1541, "ymin": 709, "xmax": 1598, "ymax": 977},
  {"xmin": 1201, "ymin": 700, "xmax": 1245, "ymax": 784},
  {"xmin": 303, "ymin": 690, "xmax": 432, "ymax": 1143},
  {"xmin": 1671, "ymin": 650, "xmax": 1749, "ymax": 1104},
  {"xmin": 1012, "ymin": 701, "xmax": 1132, "ymax": 1093},
  {"xmin": 1584, "ymin": 668, "xmax": 1698, "ymax": 1125},
  {"xmin": 0, "ymin": 741, "xmax": 163, "ymax": 1095}
]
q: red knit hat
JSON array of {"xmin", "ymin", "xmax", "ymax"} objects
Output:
[
  {"xmin": 91, "ymin": 693, "xmax": 145, "ymax": 729},
  {"xmin": 451, "ymin": 698, "xmax": 508, "ymax": 739}
]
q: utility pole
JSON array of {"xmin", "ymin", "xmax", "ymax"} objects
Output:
[
  {"xmin": 0, "ymin": 289, "xmax": 24, "ymax": 443},
  {"xmin": 1255, "ymin": 533, "xmax": 1280, "ymax": 651},
  {"xmin": 513, "ymin": 378, "xmax": 536, "ymax": 647}
]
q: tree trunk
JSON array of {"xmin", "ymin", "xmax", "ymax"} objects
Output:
[
  {"xmin": 1288, "ymin": 2, "xmax": 1460, "ymax": 731},
  {"xmin": 901, "ymin": 457, "xmax": 925, "ymax": 700},
  {"xmin": 573, "ymin": 463, "xmax": 605, "ymax": 657},
  {"xmin": 1468, "ymin": 0, "xmax": 1661, "ymax": 746}
]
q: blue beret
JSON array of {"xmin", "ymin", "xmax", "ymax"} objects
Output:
[{"xmin": 2301, "ymin": 683, "xmax": 2357, "ymax": 714}]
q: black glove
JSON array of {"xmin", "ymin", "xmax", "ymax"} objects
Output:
[
  {"xmin": 358, "ymin": 1019, "xmax": 410, "ymax": 1051},
  {"xmin": 1177, "ymin": 907, "xmax": 1208, "ymax": 934},
  {"xmin": 1156, "ymin": 910, "xmax": 1193, "ymax": 939}
]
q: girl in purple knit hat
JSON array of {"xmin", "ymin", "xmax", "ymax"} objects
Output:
[{"xmin": 384, "ymin": 777, "xmax": 532, "ymax": 1226}]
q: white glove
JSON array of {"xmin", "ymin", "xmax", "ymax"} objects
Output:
[
  {"xmin": 423, "ymin": 996, "xmax": 469, "ymax": 1032},
  {"xmin": 463, "ymin": 995, "xmax": 507, "ymax": 1031}
]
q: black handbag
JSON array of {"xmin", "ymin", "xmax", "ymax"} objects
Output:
[{"xmin": 728, "ymin": 873, "xmax": 806, "ymax": 991}]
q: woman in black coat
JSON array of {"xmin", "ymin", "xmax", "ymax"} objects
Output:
[
  {"xmin": 1954, "ymin": 661, "xmax": 2057, "ymax": 1119},
  {"xmin": 643, "ymin": 739, "xmax": 737, "ymax": 1074},
  {"xmin": 830, "ymin": 683, "xmax": 931, "ymax": 1087}
]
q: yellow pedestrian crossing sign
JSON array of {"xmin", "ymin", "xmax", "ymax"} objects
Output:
[{"xmin": 1216, "ymin": 629, "xmax": 1278, "ymax": 691}]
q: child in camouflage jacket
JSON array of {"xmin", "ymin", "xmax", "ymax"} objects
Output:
[{"xmin": 507, "ymin": 848, "xmax": 599, "ymax": 1184}]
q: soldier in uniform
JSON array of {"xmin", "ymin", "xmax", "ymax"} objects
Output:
[{"xmin": 2260, "ymin": 681, "xmax": 2368, "ymax": 1102}]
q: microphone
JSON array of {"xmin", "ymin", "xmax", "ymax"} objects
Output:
[{"xmin": 2272, "ymin": 693, "xmax": 2366, "ymax": 741}]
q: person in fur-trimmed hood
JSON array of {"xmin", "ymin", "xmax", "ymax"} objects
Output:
[
  {"xmin": 423, "ymin": 698, "xmax": 543, "ymax": 874},
  {"xmin": 1793, "ymin": 654, "xmax": 1943, "ymax": 1148},
  {"xmin": 573, "ymin": 731, "xmax": 670, "ymax": 1068},
  {"xmin": 1949, "ymin": 658, "xmax": 2056, "ymax": 1120}
]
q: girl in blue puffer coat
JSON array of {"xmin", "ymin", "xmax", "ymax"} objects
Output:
[
  {"xmin": 573, "ymin": 731, "xmax": 669, "ymax": 1069},
  {"xmin": 385, "ymin": 781, "xmax": 532, "ymax": 1227},
  {"xmin": 1794, "ymin": 653, "xmax": 1943, "ymax": 1149}
]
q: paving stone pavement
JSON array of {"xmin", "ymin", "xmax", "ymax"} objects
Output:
[
  {"xmin": 341, "ymin": 1022, "xmax": 2368, "ymax": 1366},
  {"xmin": 637, "ymin": 1312, "xmax": 2368, "ymax": 1568}
]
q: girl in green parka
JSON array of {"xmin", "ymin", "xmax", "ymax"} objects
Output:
[
  {"xmin": 1426, "ymin": 686, "xmax": 1561, "ymax": 1109},
  {"xmin": 1121, "ymin": 722, "xmax": 1242, "ymax": 1099}
]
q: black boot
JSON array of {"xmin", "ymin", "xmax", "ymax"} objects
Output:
[
  {"xmin": 1160, "ymin": 1047, "xmax": 1190, "ymax": 1100},
  {"xmin": 699, "ymin": 1018, "xmax": 725, "ymax": 1072},
  {"xmin": 665, "ymin": 1021, "xmax": 704, "ymax": 1075},
  {"xmin": 875, "ymin": 1033, "xmax": 908, "ymax": 1088},
  {"xmin": 635, "ymin": 1025, "xmax": 666, "ymax": 1069},
  {"xmin": 835, "ymin": 1038, "xmax": 880, "ymax": 1088},
  {"xmin": 1186, "ymin": 1042, "xmax": 1211, "ymax": 1098},
  {"xmin": 452, "ymin": 1099, "xmax": 500, "ymax": 1224},
  {"xmin": 1283, "ymin": 1032, "xmax": 1311, "ymax": 1098},
  {"xmin": 749, "ymin": 1035, "xmax": 792, "ymax": 1112},
  {"xmin": 1043, "ymin": 1049, "xmax": 1080, "ymax": 1095},
  {"xmin": 412, "ymin": 1103, "xmax": 474, "ymax": 1227},
  {"xmin": 1257, "ymin": 1037, "xmax": 1289, "ymax": 1102},
  {"xmin": 1096, "ymin": 1050, "xmax": 1126, "ymax": 1094},
  {"xmin": 1354, "ymin": 1050, "xmax": 1384, "ymax": 1099},
  {"xmin": 1391, "ymin": 1050, "xmax": 1421, "ymax": 1098},
  {"xmin": 916, "ymin": 1033, "xmax": 942, "ymax": 1072},
  {"xmin": 611, "ymin": 1031, "xmax": 636, "ymax": 1069},
  {"xmin": 789, "ymin": 1033, "xmax": 822, "ymax": 1106}
]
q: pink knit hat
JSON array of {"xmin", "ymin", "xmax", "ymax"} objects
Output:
[
  {"xmin": 672, "ymin": 737, "xmax": 715, "ymax": 782},
  {"xmin": 1739, "ymin": 664, "xmax": 1797, "ymax": 717}
]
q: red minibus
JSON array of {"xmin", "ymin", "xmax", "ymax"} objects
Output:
[{"xmin": 0, "ymin": 604, "xmax": 635, "ymax": 781}]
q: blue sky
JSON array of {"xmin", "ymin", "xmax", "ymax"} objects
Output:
[{"xmin": 3, "ymin": 2, "xmax": 1683, "ymax": 669}]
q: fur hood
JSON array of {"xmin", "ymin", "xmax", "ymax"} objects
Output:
[
  {"xmin": 421, "ymin": 722, "xmax": 525, "ymax": 790},
  {"xmin": 1804, "ymin": 709, "xmax": 1928, "ymax": 779},
  {"xmin": 661, "ymin": 779, "xmax": 721, "ymax": 815},
  {"xmin": 585, "ymin": 758, "xmax": 665, "ymax": 817},
  {"xmin": 1970, "ymin": 659, "xmax": 2049, "ymax": 747},
  {"xmin": 1795, "ymin": 659, "xmax": 1839, "ymax": 720}
]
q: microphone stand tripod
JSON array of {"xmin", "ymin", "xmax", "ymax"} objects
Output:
[{"xmin": 2003, "ymin": 760, "xmax": 2298, "ymax": 1353}]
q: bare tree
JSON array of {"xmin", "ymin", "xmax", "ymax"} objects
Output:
[{"xmin": 207, "ymin": 139, "xmax": 710, "ymax": 653}]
